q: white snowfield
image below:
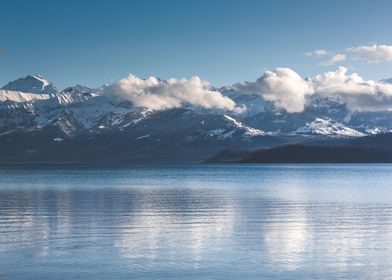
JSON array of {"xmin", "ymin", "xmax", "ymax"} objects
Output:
[
  {"xmin": 2, "ymin": 74, "xmax": 57, "ymax": 94},
  {"xmin": 31, "ymin": 74, "xmax": 50, "ymax": 87},
  {"xmin": 296, "ymin": 118, "xmax": 365, "ymax": 137},
  {"xmin": 0, "ymin": 90, "xmax": 51, "ymax": 102},
  {"xmin": 223, "ymin": 115, "xmax": 264, "ymax": 137}
]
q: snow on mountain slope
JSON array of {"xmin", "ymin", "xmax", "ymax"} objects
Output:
[
  {"xmin": 1, "ymin": 74, "xmax": 390, "ymax": 140},
  {"xmin": 221, "ymin": 87, "xmax": 272, "ymax": 117},
  {"xmin": 365, "ymin": 127, "xmax": 392, "ymax": 135},
  {"xmin": 63, "ymin": 84, "xmax": 95, "ymax": 94},
  {"xmin": 381, "ymin": 78, "xmax": 392, "ymax": 84},
  {"xmin": 223, "ymin": 115, "xmax": 264, "ymax": 137},
  {"xmin": 0, "ymin": 88, "xmax": 92, "ymax": 104},
  {"xmin": 204, "ymin": 115, "xmax": 265, "ymax": 140},
  {"xmin": 2, "ymin": 75, "xmax": 57, "ymax": 94},
  {"xmin": 0, "ymin": 87, "xmax": 131, "ymax": 135},
  {"xmin": 296, "ymin": 118, "xmax": 365, "ymax": 137},
  {"xmin": 0, "ymin": 89, "xmax": 52, "ymax": 102}
]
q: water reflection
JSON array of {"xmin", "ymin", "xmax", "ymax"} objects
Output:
[
  {"xmin": 114, "ymin": 190, "xmax": 236, "ymax": 265},
  {"xmin": 0, "ymin": 165, "xmax": 392, "ymax": 279},
  {"xmin": 262, "ymin": 203, "xmax": 309, "ymax": 270}
]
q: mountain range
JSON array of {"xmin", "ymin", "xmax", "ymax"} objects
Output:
[{"xmin": 0, "ymin": 74, "xmax": 391, "ymax": 163}]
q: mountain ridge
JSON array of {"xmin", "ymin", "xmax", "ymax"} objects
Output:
[
  {"xmin": 205, "ymin": 143, "xmax": 392, "ymax": 164},
  {"xmin": 1, "ymin": 74, "xmax": 392, "ymax": 163},
  {"xmin": 2, "ymin": 75, "xmax": 58, "ymax": 94}
]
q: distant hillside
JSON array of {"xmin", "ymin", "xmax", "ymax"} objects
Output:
[
  {"xmin": 206, "ymin": 144, "xmax": 392, "ymax": 163},
  {"xmin": 350, "ymin": 133, "xmax": 392, "ymax": 149}
]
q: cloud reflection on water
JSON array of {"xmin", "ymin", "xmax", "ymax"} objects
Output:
[{"xmin": 1, "ymin": 166, "xmax": 392, "ymax": 279}]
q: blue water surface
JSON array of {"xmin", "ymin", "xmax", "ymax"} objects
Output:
[{"xmin": 1, "ymin": 164, "xmax": 392, "ymax": 279}]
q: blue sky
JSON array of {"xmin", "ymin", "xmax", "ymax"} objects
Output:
[{"xmin": 1, "ymin": 0, "xmax": 392, "ymax": 89}]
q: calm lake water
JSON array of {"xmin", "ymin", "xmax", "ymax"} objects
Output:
[{"xmin": 1, "ymin": 164, "xmax": 392, "ymax": 279}]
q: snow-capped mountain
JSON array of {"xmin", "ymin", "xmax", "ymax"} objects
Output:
[
  {"xmin": 63, "ymin": 84, "xmax": 95, "ymax": 94},
  {"xmin": 0, "ymin": 74, "xmax": 391, "ymax": 163},
  {"xmin": 381, "ymin": 78, "xmax": 392, "ymax": 84},
  {"xmin": 295, "ymin": 118, "xmax": 365, "ymax": 137},
  {"xmin": 2, "ymin": 75, "xmax": 58, "ymax": 94}
]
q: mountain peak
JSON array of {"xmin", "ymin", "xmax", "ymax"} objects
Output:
[
  {"xmin": 63, "ymin": 84, "xmax": 95, "ymax": 94},
  {"xmin": 2, "ymin": 74, "xmax": 57, "ymax": 94},
  {"xmin": 381, "ymin": 78, "xmax": 392, "ymax": 84}
]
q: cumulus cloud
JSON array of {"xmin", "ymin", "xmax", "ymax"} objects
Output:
[
  {"xmin": 313, "ymin": 66, "xmax": 392, "ymax": 111},
  {"xmin": 351, "ymin": 44, "xmax": 392, "ymax": 62},
  {"xmin": 305, "ymin": 49, "xmax": 328, "ymax": 57},
  {"xmin": 102, "ymin": 66, "xmax": 392, "ymax": 114},
  {"xmin": 102, "ymin": 74, "xmax": 244, "ymax": 113},
  {"xmin": 234, "ymin": 68, "xmax": 314, "ymax": 113},
  {"xmin": 234, "ymin": 67, "xmax": 392, "ymax": 113},
  {"xmin": 319, "ymin": 54, "xmax": 346, "ymax": 66}
]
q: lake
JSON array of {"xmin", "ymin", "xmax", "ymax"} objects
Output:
[{"xmin": 1, "ymin": 164, "xmax": 392, "ymax": 279}]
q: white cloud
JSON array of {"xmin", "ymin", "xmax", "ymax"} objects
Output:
[
  {"xmin": 101, "ymin": 66, "xmax": 392, "ymax": 114},
  {"xmin": 234, "ymin": 66, "xmax": 392, "ymax": 113},
  {"xmin": 351, "ymin": 44, "xmax": 392, "ymax": 62},
  {"xmin": 313, "ymin": 66, "xmax": 392, "ymax": 111},
  {"xmin": 102, "ymin": 74, "xmax": 244, "ymax": 113},
  {"xmin": 305, "ymin": 49, "xmax": 328, "ymax": 57},
  {"xmin": 319, "ymin": 54, "xmax": 346, "ymax": 66},
  {"xmin": 307, "ymin": 44, "xmax": 392, "ymax": 66},
  {"xmin": 234, "ymin": 68, "xmax": 314, "ymax": 113}
]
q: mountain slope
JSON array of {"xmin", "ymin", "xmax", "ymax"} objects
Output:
[
  {"xmin": 1, "ymin": 74, "xmax": 392, "ymax": 163},
  {"xmin": 295, "ymin": 117, "xmax": 365, "ymax": 137},
  {"xmin": 2, "ymin": 75, "xmax": 57, "ymax": 94},
  {"xmin": 206, "ymin": 145, "xmax": 392, "ymax": 163}
]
